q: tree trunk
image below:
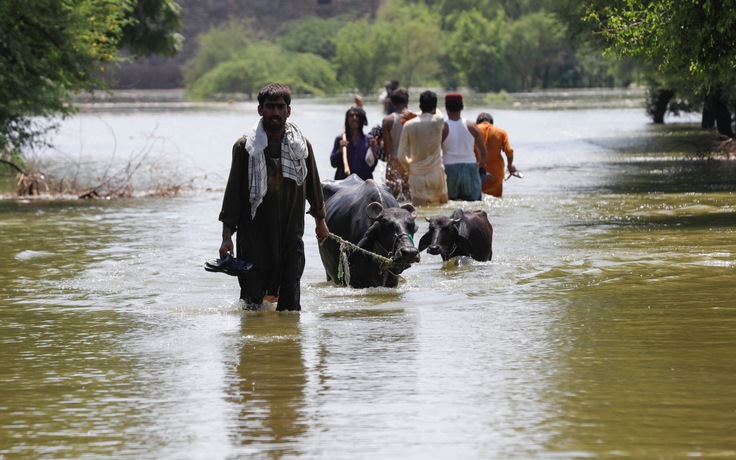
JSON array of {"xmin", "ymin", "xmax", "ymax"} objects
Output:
[
  {"xmin": 649, "ymin": 89, "xmax": 674, "ymax": 124},
  {"xmin": 710, "ymin": 91, "xmax": 734, "ymax": 138},
  {"xmin": 701, "ymin": 101, "xmax": 715, "ymax": 129}
]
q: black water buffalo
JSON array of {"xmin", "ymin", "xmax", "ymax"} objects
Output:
[
  {"xmin": 319, "ymin": 175, "xmax": 420, "ymax": 288},
  {"xmin": 418, "ymin": 209, "xmax": 493, "ymax": 262}
]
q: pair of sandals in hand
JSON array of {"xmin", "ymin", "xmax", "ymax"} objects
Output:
[{"xmin": 204, "ymin": 254, "xmax": 253, "ymax": 276}]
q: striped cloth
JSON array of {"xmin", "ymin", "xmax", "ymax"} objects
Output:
[{"xmin": 245, "ymin": 119, "xmax": 308, "ymax": 219}]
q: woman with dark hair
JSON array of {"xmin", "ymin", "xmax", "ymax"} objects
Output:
[{"xmin": 330, "ymin": 106, "xmax": 378, "ymax": 180}]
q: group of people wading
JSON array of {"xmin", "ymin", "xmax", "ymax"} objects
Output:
[
  {"xmin": 214, "ymin": 83, "xmax": 517, "ymax": 311},
  {"xmin": 331, "ymin": 86, "xmax": 517, "ymax": 206}
]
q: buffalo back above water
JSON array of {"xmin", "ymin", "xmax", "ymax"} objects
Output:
[
  {"xmin": 319, "ymin": 176, "xmax": 419, "ymax": 288},
  {"xmin": 418, "ymin": 209, "xmax": 493, "ymax": 262}
]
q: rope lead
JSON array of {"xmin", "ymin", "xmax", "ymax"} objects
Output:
[{"xmin": 327, "ymin": 232, "xmax": 394, "ymax": 285}]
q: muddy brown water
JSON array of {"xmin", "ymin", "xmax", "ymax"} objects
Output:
[{"xmin": 1, "ymin": 100, "xmax": 735, "ymax": 459}]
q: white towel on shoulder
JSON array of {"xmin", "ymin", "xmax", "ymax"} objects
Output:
[{"xmin": 245, "ymin": 119, "xmax": 308, "ymax": 219}]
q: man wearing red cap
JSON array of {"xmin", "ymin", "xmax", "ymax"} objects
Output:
[{"xmin": 441, "ymin": 93, "xmax": 487, "ymax": 201}]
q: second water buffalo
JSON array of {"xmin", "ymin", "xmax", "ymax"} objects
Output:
[
  {"xmin": 418, "ymin": 209, "xmax": 493, "ymax": 262},
  {"xmin": 319, "ymin": 175, "xmax": 420, "ymax": 288}
]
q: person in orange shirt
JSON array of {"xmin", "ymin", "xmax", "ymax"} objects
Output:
[{"xmin": 475, "ymin": 112, "xmax": 517, "ymax": 197}]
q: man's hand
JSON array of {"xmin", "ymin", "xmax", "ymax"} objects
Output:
[
  {"xmin": 315, "ymin": 218, "xmax": 330, "ymax": 246},
  {"xmin": 401, "ymin": 110, "xmax": 417, "ymax": 124},
  {"xmin": 219, "ymin": 237, "xmax": 234, "ymax": 259},
  {"xmin": 220, "ymin": 225, "xmax": 234, "ymax": 258}
]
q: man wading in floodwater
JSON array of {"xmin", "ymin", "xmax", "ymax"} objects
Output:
[{"xmin": 217, "ymin": 83, "xmax": 330, "ymax": 311}]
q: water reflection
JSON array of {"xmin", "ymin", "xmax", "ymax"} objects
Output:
[
  {"xmin": 223, "ymin": 307, "xmax": 423, "ymax": 458},
  {"xmin": 227, "ymin": 313, "xmax": 307, "ymax": 457},
  {"xmin": 299, "ymin": 307, "xmax": 423, "ymax": 457}
]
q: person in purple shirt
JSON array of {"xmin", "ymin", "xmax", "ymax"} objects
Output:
[{"xmin": 330, "ymin": 106, "xmax": 377, "ymax": 180}]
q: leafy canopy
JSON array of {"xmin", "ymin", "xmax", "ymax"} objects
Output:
[
  {"xmin": 277, "ymin": 16, "xmax": 348, "ymax": 61},
  {"xmin": 0, "ymin": 0, "xmax": 181, "ymax": 158},
  {"xmin": 182, "ymin": 19, "xmax": 256, "ymax": 88},
  {"xmin": 584, "ymin": 0, "xmax": 736, "ymax": 94},
  {"xmin": 188, "ymin": 42, "xmax": 338, "ymax": 100},
  {"xmin": 375, "ymin": 0, "xmax": 444, "ymax": 90},
  {"xmin": 183, "ymin": 0, "xmax": 639, "ymax": 98}
]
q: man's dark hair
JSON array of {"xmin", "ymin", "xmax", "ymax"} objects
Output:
[
  {"xmin": 445, "ymin": 99, "xmax": 463, "ymax": 112},
  {"xmin": 258, "ymin": 83, "xmax": 292, "ymax": 106},
  {"xmin": 390, "ymin": 88, "xmax": 409, "ymax": 106},
  {"xmin": 419, "ymin": 91, "xmax": 438, "ymax": 113},
  {"xmin": 476, "ymin": 112, "xmax": 494, "ymax": 124}
]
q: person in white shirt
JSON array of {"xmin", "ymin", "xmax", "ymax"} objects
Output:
[
  {"xmin": 397, "ymin": 91, "xmax": 448, "ymax": 206},
  {"xmin": 441, "ymin": 93, "xmax": 487, "ymax": 201}
]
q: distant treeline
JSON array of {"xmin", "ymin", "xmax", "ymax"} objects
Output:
[{"xmin": 181, "ymin": 0, "xmax": 638, "ymax": 100}]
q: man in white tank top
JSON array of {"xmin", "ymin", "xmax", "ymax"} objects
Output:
[{"xmin": 441, "ymin": 93, "xmax": 487, "ymax": 201}]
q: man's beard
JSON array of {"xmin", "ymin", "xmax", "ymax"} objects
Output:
[{"xmin": 263, "ymin": 116, "xmax": 285, "ymax": 133}]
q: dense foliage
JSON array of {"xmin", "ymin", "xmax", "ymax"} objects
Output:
[
  {"xmin": 183, "ymin": 0, "xmax": 637, "ymax": 100},
  {"xmin": 557, "ymin": 0, "xmax": 736, "ymax": 135},
  {"xmin": 0, "ymin": 0, "xmax": 181, "ymax": 160},
  {"xmin": 185, "ymin": 21, "xmax": 339, "ymax": 99},
  {"xmin": 584, "ymin": 1, "xmax": 736, "ymax": 90},
  {"xmin": 277, "ymin": 15, "xmax": 349, "ymax": 61}
]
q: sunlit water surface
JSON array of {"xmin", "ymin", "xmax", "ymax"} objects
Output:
[{"xmin": 1, "ymin": 100, "xmax": 735, "ymax": 459}]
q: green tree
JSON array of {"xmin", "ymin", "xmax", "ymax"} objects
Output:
[
  {"xmin": 376, "ymin": 0, "xmax": 444, "ymax": 90},
  {"xmin": 277, "ymin": 16, "xmax": 348, "ymax": 61},
  {"xmin": 565, "ymin": 43, "xmax": 637, "ymax": 88},
  {"xmin": 498, "ymin": 0, "xmax": 557, "ymax": 19},
  {"xmin": 182, "ymin": 19, "xmax": 256, "ymax": 88},
  {"xmin": 334, "ymin": 19, "xmax": 394, "ymax": 95},
  {"xmin": 188, "ymin": 42, "xmax": 337, "ymax": 100},
  {"xmin": 506, "ymin": 11, "xmax": 568, "ymax": 90},
  {"xmin": 0, "ymin": 0, "xmax": 182, "ymax": 161},
  {"xmin": 445, "ymin": 9, "xmax": 509, "ymax": 92},
  {"xmin": 582, "ymin": 0, "xmax": 736, "ymax": 136},
  {"xmin": 428, "ymin": 0, "xmax": 502, "ymax": 28},
  {"xmin": 118, "ymin": 0, "xmax": 182, "ymax": 58}
]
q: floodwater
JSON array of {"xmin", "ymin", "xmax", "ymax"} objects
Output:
[{"xmin": 1, "ymin": 97, "xmax": 735, "ymax": 459}]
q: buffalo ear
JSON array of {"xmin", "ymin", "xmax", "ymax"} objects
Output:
[
  {"xmin": 401, "ymin": 203, "xmax": 417, "ymax": 218},
  {"xmin": 418, "ymin": 230, "xmax": 432, "ymax": 252},
  {"xmin": 366, "ymin": 202, "xmax": 384, "ymax": 220}
]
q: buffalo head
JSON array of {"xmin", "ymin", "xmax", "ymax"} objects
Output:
[
  {"xmin": 359, "ymin": 201, "xmax": 420, "ymax": 268},
  {"xmin": 418, "ymin": 215, "xmax": 474, "ymax": 261}
]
